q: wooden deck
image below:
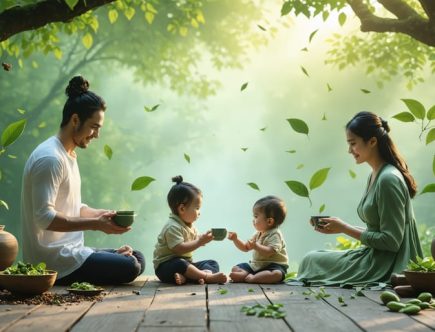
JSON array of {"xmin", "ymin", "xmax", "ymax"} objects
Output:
[{"xmin": 1, "ymin": 276, "xmax": 434, "ymax": 332}]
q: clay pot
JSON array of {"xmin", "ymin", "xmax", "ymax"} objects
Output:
[
  {"xmin": 432, "ymin": 238, "xmax": 435, "ymax": 259},
  {"xmin": 0, "ymin": 225, "xmax": 18, "ymax": 271}
]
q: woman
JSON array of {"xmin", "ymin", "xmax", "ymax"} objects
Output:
[{"xmin": 297, "ymin": 111, "xmax": 423, "ymax": 287}]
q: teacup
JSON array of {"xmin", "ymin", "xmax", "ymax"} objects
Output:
[
  {"xmin": 211, "ymin": 228, "xmax": 227, "ymax": 241},
  {"xmin": 113, "ymin": 211, "xmax": 136, "ymax": 227},
  {"xmin": 310, "ymin": 216, "xmax": 329, "ymax": 229}
]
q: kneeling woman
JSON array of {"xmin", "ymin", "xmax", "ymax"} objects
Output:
[{"xmin": 297, "ymin": 111, "xmax": 423, "ymax": 287}]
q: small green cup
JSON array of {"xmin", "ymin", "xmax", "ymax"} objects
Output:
[
  {"xmin": 310, "ymin": 216, "xmax": 329, "ymax": 229},
  {"xmin": 113, "ymin": 211, "xmax": 136, "ymax": 227},
  {"xmin": 211, "ymin": 228, "xmax": 227, "ymax": 241}
]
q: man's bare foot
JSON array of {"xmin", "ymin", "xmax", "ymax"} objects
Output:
[
  {"xmin": 229, "ymin": 271, "xmax": 247, "ymax": 283},
  {"xmin": 204, "ymin": 272, "xmax": 228, "ymax": 284},
  {"xmin": 174, "ymin": 273, "xmax": 187, "ymax": 285}
]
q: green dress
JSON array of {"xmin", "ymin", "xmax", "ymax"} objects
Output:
[{"xmin": 297, "ymin": 164, "xmax": 423, "ymax": 287}]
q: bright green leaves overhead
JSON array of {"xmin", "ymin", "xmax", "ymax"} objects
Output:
[
  {"xmin": 402, "ymin": 99, "xmax": 425, "ymax": 120},
  {"xmin": 131, "ymin": 176, "xmax": 155, "ymax": 191},
  {"xmin": 82, "ymin": 33, "xmax": 93, "ymax": 49},
  {"xmin": 247, "ymin": 182, "xmax": 260, "ymax": 191},
  {"xmin": 287, "ymin": 118, "xmax": 309, "ymax": 136},
  {"xmin": 108, "ymin": 9, "xmax": 119, "ymax": 24},
  {"xmin": 1, "ymin": 118, "xmax": 27, "ymax": 148},
  {"xmin": 285, "ymin": 167, "xmax": 331, "ymax": 206},
  {"xmin": 393, "ymin": 112, "xmax": 415, "ymax": 123},
  {"xmin": 64, "ymin": 0, "xmax": 79, "ymax": 11}
]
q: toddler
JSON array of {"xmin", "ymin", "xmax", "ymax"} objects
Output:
[
  {"xmin": 153, "ymin": 176, "xmax": 227, "ymax": 285},
  {"xmin": 228, "ymin": 195, "xmax": 288, "ymax": 283}
]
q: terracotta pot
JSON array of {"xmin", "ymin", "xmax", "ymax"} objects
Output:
[
  {"xmin": 432, "ymin": 238, "xmax": 435, "ymax": 259},
  {"xmin": 0, "ymin": 225, "xmax": 18, "ymax": 271}
]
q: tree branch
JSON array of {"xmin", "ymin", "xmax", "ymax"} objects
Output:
[
  {"xmin": 347, "ymin": 0, "xmax": 435, "ymax": 46},
  {"xmin": 419, "ymin": 0, "xmax": 435, "ymax": 22},
  {"xmin": 378, "ymin": 0, "xmax": 419, "ymax": 19},
  {"xmin": 0, "ymin": 0, "xmax": 116, "ymax": 42}
]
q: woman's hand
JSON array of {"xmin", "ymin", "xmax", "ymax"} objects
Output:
[{"xmin": 315, "ymin": 217, "xmax": 347, "ymax": 234}]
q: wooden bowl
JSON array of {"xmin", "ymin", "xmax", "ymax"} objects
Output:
[
  {"xmin": 0, "ymin": 270, "xmax": 57, "ymax": 295},
  {"xmin": 403, "ymin": 270, "xmax": 435, "ymax": 293}
]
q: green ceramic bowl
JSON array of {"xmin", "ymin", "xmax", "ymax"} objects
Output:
[
  {"xmin": 211, "ymin": 228, "xmax": 227, "ymax": 241},
  {"xmin": 113, "ymin": 211, "xmax": 136, "ymax": 227}
]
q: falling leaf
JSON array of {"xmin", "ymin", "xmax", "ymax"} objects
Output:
[
  {"xmin": 322, "ymin": 113, "xmax": 327, "ymax": 120},
  {"xmin": 392, "ymin": 112, "xmax": 415, "ymax": 123},
  {"xmin": 319, "ymin": 204, "xmax": 325, "ymax": 213},
  {"xmin": 260, "ymin": 127, "xmax": 267, "ymax": 131},
  {"xmin": 240, "ymin": 82, "xmax": 248, "ymax": 91},
  {"xmin": 144, "ymin": 104, "xmax": 160, "ymax": 112},
  {"xmin": 38, "ymin": 122, "xmax": 46, "ymax": 128},
  {"xmin": 426, "ymin": 128, "xmax": 435, "ymax": 145},
  {"xmin": 327, "ymin": 83, "xmax": 332, "ymax": 92},
  {"xmin": 301, "ymin": 47, "xmax": 308, "ymax": 52},
  {"xmin": 296, "ymin": 164, "xmax": 304, "ymax": 169},
  {"xmin": 420, "ymin": 183, "xmax": 435, "ymax": 195},
  {"xmin": 241, "ymin": 147, "xmax": 248, "ymax": 152},
  {"xmin": 300, "ymin": 66, "xmax": 309, "ymax": 77},
  {"xmin": 286, "ymin": 150, "xmax": 296, "ymax": 154},
  {"xmin": 2, "ymin": 62, "xmax": 12, "ymax": 71},
  {"xmin": 247, "ymin": 182, "xmax": 260, "ymax": 191},
  {"xmin": 184, "ymin": 153, "xmax": 191, "ymax": 163},
  {"xmin": 1, "ymin": 119, "xmax": 27, "ymax": 147},
  {"xmin": 287, "ymin": 118, "xmax": 309, "ymax": 136},
  {"xmin": 131, "ymin": 176, "xmax": 155, "ymax": 191},
  {"xmin": 8, "ymin": 155, "xmax": 16, "ymax": 159},
  {"xmin": 285, "ymin": 181, "xmax": 310, "ymax": 201},
  {"xmin": 257, "ymin": 24, "xmax": 266, "ymax": 31},
  {"xmin": 309, "ymin": 168, "xmax": 331, "ymax": 190},
  {"xmin": 308, "ymin": 29, "xmax": 318, "ymax": 43},
  {"xmin": 104, "ymin": 144, "xmax": 113, "ymax": 160},
  {"xmin": 349, "ymin": 170, "xmax": 357, "ymax": 179},
  {"xmin": 360, "ymin": 89, "xmax": 371, "ymax": 94},
  {"xmin": 17, "ymin": 108, "xmax": 26, "ymax": 114},
  {"xmin": 0, "ymin": 200, "xmax": 9, "ymax": 210}
]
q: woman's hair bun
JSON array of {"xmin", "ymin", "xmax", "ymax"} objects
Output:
[
  {"xmin": 172, "ymin": 175, "xmax": 183, "ymax": 185},
  {"xmin": 65, "ymin": 75, "xmax": 89, "ymax": 99},
  {"xmin": 380, "ymin": 118, "xmax": 390, "ymax": 133}
]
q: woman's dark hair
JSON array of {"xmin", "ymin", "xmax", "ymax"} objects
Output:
[
  {"xmin": 167, "ymin": 175, "xmax": 202, "ymax": 215},
  {"xmin": 254, "ymin": 196, "xmax": 287, "ymax": 226},
  {"xmin": 346, "ymin": 111, "xmax": 417, "ymax": 198},
  {"xmin": 61, "ymin": 75, "xmax": 106, "ymax": 128}
]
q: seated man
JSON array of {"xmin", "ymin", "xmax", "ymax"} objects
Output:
[{"xmin": 21, "ymin": 75, "xmax": 144, "ymax": 285}]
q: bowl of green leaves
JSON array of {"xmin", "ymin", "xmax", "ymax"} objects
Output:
[
  {"xmin": 0, "ymin": 261, "xmax": 57, "ymax": 295},
  {"xmin": 404, "ymin": 256, "xmax": 435, "ymax": 293},
  {"xmin": 67, "ymin": 282, "xmax": 104, "ymax": 296}
]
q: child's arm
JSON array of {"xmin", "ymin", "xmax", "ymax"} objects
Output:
[
  {"xmin": 228, "ymin": 232, "xmax": 250, "ymax": 252},
  {"xmin": 249, "ymin": 240, "xmax": 276, "ymax": 257},
  {"xmin": 171, "ymin": 231, "xmax": 213, "ymax": 255}
]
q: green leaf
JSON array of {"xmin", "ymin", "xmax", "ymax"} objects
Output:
[
  {"xmin": 322, "ymin": 113, "xmax": 327, "ymax": 120},
  {"xmin": 184, "ymin": 153, "xmax": 190, "ymax": 163},
  {"xmin": 286, "ymin": 149, "xmax": 296, "ymax": 154},
  {"xmin": 131, "ymin": 176, "xmax": 155, "ymax": 191},
  {"xmin": 108, "ymin": 9, "xmax": 119, "ymax": 24},
  {"xmin": 247, "ymin": 182, "xmax": 260, "ymax": 191},
  {"xmin": 124, "ymin": 7, "xmax": 136, "ymax": 20},
  {"xmin": 145, "ymin": 12, "xmax": 155, "ymax": 24},
  {"xmin": 309, "ymin": 168, "xmax": 331, "ymax": 190},
  {"xmin": 7, "ymin": 155, "xmax": 16, "ymax": 159},
  {"xmin": 360, "ymin": 88, "xmax": 370, "ymax": 94},
  {"xmin": 427, "ymin": 105, "xmax": 435, "ymax": 120},
  {"xmin": 218, "ymin": 288, "xmax": 228, "ymax": 295},
  {"xmin": 327, "ymin": 83, "xmax": 332, "ymax": 92},
  {"xmin": 309, "ymin": 29, "xmax": 318, "ymax": 43},
  {"xmin": 285, "ymin": 180, "xmax": 309, "ymax": 198},
  {"xmin": 319, "ymin": 204, "xmax": 325, "ymax": 213},
  {"xmin": 392, "ymin": 112, "xmax": 415, "ymax": 123},
  {"xmin": 241, "ymin": 147, "xmax": 248, "ymax": 152},
  {"xmin": 240, "ymin": 82, "xmax": 248, "ymax": 91},
  {"xmin": 401, "ymin": 99, "xmax": 425, "ymax": 120},
  {"xmin": 338, "ymin": 12, "xmax": 347, "ymax": 26},
  {"xmin": 104, "ymin": 144, "xmax": 113, "ymax": 160},
  {"xmin": 0, "ymin": 199, "xmax": 9, "ymax": 210},
  {"xmin": 300, "ymin": 66, "xmax": 309, "ymax": 77},
  {"xmin": 420, "ymin": 183, "xmax": 435, "ymax": 194},
  {"xmin": 1, "ymin": 118, "xmax": 27, "ymax": 147},
  {"xmin": 38, "ymin": 122, "xmax": 46, "ymax": 129},
  {"xmin": 257, "ymin": 24, "xmax": 266, "ymax": 31},
  {"xmin": 17, "ymin": 108, "xmax": 26, "ymax": 114},
  {"xmin": 144, "ymin": 104, "xmax": 160, "ymax": 112},
  {"xmin": 349, "ymin": 169, "xmax": 356, "ymax": 179},
  {"xmin": 296, "ymin": 163, "xmax": 304, "ymax": 169},
  {"xmin": 82, "ymin": 33, "xmax": 93, "ymax": 49},
  {"xmin": 281, "ymin": 1, "xmax": 292, "ymax": 16},
  {"xmin": 260, "ymin": 127, "xmax": 267, "ymax": 131},
  {"xmin": 287, "ymin": 118, "xmax": 309, "ymax": 136},
  {"xmin": 301, "ymin": 47, "xmax": 308, "ymax": 52},
  {"xmin": 426, "ymin": 128, "xmax": 435, "ymax": 145},
  {"xmin": 432, "ymin": 155, "xmax": 435, "ymax": 176},
  {"xmin": 64, "ymin": 0, "xmax": 79, "ymax": 11}
]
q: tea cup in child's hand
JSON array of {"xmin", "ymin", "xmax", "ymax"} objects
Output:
[{"xmin": 211, "ymin": 228, "xmax": 227, "ymax": 241}]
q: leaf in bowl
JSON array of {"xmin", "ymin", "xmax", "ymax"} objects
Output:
[{"xmin": 407, "ymin": 256, "xmax": 435, "ymax": 272}]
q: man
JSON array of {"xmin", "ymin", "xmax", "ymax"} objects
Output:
[{"xmin": 21, "ymin": 76, "xmax": 144, "ymax": 284}]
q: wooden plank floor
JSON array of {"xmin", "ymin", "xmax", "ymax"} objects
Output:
[{"xmin": 1, "ymin": 276, "xmax": 434, "ymax": 332}]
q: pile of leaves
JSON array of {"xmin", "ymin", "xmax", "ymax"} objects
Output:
[
  {"xmin": 407, "ymin": 256, "xmax": 435, "ymax": 272},
  {"xmin": 69, "ymin": 282, "xmax": 100, "ymax": 291},
  {"xmin": 3, "ymin": 262, "xmax": 50, "ymax": 275},
  {"xmin": 241, "ymin": 303, "xmax": 286, "ymax": 319},
  {"xmin": 0, "ymin": 290, "xmax": 103, "ymax": 306}
]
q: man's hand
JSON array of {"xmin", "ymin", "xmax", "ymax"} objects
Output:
[{"xmin": 96, "ymin": 212, "xmax": 130, "ymax": 234}]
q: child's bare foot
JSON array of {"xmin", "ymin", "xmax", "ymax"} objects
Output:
[
  {"xmin": 174, "ymin": 273, "xmax": 187, "ymax": 285},
  {"xmin": 204, "ymin": 272, "xmax": 227, "ymax": 284},
  {"xmin": 229, "ymin": 271, "xmax": 247, "ymax": 283},
  {"xmin": 198, "ymin": 269, "xmax": 212, "ymax": 285}
]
